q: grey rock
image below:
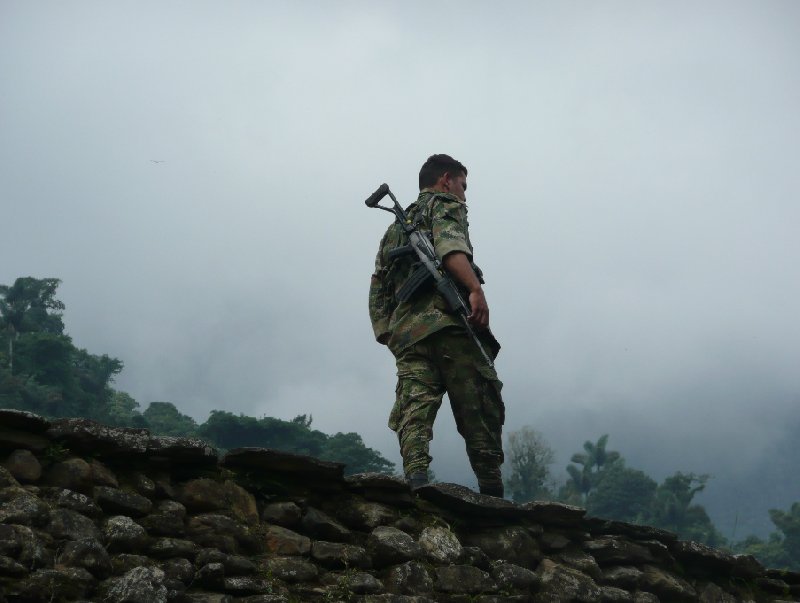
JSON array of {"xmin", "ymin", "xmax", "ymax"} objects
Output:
[
  {"xmin": 94, "ymin": 485, "xmax": 153, "ymax": 517},
  {"xmin": 418, "ymin": 525, "xmax": 462, "ymax": 564},
  {"xmin": 10, "ymin": 567, "xmax": 94, "ymax": 602},
  {"xmin": 262, "ymin": 556, "xmax": 319, "ymax": 582},
  {"xmin": 183, "ymin": 594, "xmax": 234, "ymax": 603},
  {"xmin": 261, "ymin": 501, "xmax": 302, "ymax": 526},
  {"xmin": 59, "ymin": 537, "xmax": 112, "ymax": 578},
  {"xmin": 348, "ymin": 572, "xmax": 384, "ymax": 594},
  {"xmin": 640, "ymin": 565, "xmax": 696, "ymax": 602},
  {"xmin": 149, "ymin": 537, "xmax": 200, "ymax": 559},
  {"xmin": 584, "ymin": 537, "xmax": 656, "ymax": 566},
  {"xmin": 224, "ymin": 575, "xmax": 275, "ymax": 594},
  {"xmin": 140, "ymin": 511, "xmax": 186, "ymax": 536},
  {"xmin": 698, "ymin": 583, "xmax": 738, "ymax": 603},
  {"xmin": 601, "ymin": 566, "xmax": 643, "ymax": 590},
  {"xmin": 360, "ymin": 596, "xmax": 436, "ymax": 603},
  {"xmin": 222, "ymin": 447, "xmax": 345, "ymax": 488},
  {"xmin": 131, "ymin": 472, "xmax": 156, "ymax": 496},
  {"xmin": 104, "ymin": 515, "xmax": 148, "ymax": 552},
  {"xmin": 337, "ymin": 498, "xmax": 399, "ymax": 530},
  {"xmin": 599, "ymin": 585, "xmax": 634, "ymax": 602},
  {"xmin": 459, "ymin": 546, "xmax": 492, "ymax": 571},
  {"xmin": 0, "ymin": 487, "xmax": 50, "ymax": 526},
  {"xmin": 196, "ymin": 562, "xmax": 226, "ymax": 589},
  {"xmin": 632, "ymin": 592, "xmax": 659, "ymax": 603},
  {"xmin": 47, "ymin": 418, "xmax": 150, "ymax": 457},
  {"xmin": 589, "ymin": 519, "xmax": 677, "ymax": 544},
  {"xmin": 110, "ymin": 553, "xmax": 154, "ymax": 576},
  {"xmin": 535, "ymin": 559, "xmax": 601, "ymax": 603},
  {"xmin": 224, "ymin": 554, "xmax": 257, "ymax": 575},
  {"xmin": 0, "ymin": 465, "xmax": 20, "ymax": 488},
  {"xmin": 89, "ymin": 459, "xmax": 119, "ymax": 487},
  {"xmin": 161, "ymin": 557, "xmax": 194, "ymax": 584},
  {"xmin": 557, "ymin": 547, "xmax": 603, "ymax": 579},
  {"xmin": 540, "ymin": 530, "xmax": 571, "ymax": 550},
  {"xmin": 384, "ymin": 560, "xmax": 434, "ymax": 595},
  {"xmin": 146, "ymin": 435, "xmax": 218, "ymax": 466},
  {"xmin": 0, "ymin": 427, "xmax": 49, "ymax": 453},
  {"xmin": 0, "ymin": 555, "xmax": 26, "ymax": 577},
  {"xmin": 186, "ymin": 512, "xmax": 260, "ymax": 554},
  {"xmin": 671, "ymin": 540, "xmax": 763, "ymax": 578},
  {"xmin": 368, "ymin": 525, "xmax": 422, "ymax": 567},
  {"xmin": 104, "ymin": 566, "xmax": 168, "ymax": 603},
  {"xmin": 462, "ymin": 526, "xmax": 541, "ymax": 569},
  {"xmin": 436, "ymin": 565, "xmax": 497, "ymax": 594},
  {"xmin": 311, "ymin": 540, "xmax": 370, "ymax": 569},
  {"xmin": 49, "ymin": 507, "xmax": 102, "ymax": 541},
  {"xmin": 520, "ymin": 500, "xmax": 587, "ymax": 526},
  {"xmin": 346, "ymin": 472, "xmax": 415, "ymax": 505},
  {"xmin": 491, "ymin": 562, "xmax": 540, "ymax": 590},
  {"xmin": 195, "ymin": 547, "xmax": 228, "ymax": 567},
  {"xmin": 179, "ymin": 478, "xmax": 228, "ymax": 512},
  {"xmin": 42, "ymin": 457, "xmax": 93, "ymax": 493},
  {"xmin": 300, "ymin": 506, "xmax": 351, "ymax": 541},
  {"xmin": 415, "ymin": 482, "xmax": 522, "ymax": 521},
  {"xmin": 0, "ymin": 409, "xmax": 50, "ymax": 432},
  {"xmin": 41, "ymin": 487, "xmax": 102, "ymax": 517},
  {"xmin": 3, "ymin": 449, "xmax": 42, "ymax": 482},
  {"xmin": 263, "ymin": 524, "xmax": 311, "ymax": 556},
  {"xmin": 0, "ymin": 524, "xmax": 53, "ymax": 568}
]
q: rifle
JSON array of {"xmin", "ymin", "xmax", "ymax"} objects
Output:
[{"xmin": 365, "ymin": 183, "xmax": 494, "ymax": 368}]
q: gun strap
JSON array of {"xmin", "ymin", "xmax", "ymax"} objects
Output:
[{"xmin": 395, "ymin": 263, "xmax": 434, "ymax": 303}]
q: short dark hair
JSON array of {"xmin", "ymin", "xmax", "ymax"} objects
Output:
[{"xmin": 419, "ymin": 154, "xmax": 468, "ymax": 190}]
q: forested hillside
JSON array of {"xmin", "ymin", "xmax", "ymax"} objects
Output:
[{"xmin": 1, "ymin": 277, "xmax": 797, "ymax": 570}]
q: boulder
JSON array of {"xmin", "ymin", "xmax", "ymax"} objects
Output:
[
  {"xmin": 3, "ymin": 449, "xmax": 42, "ymax": 482},
  {"xmin": 418, "ymin": 525, "xmax": 462, "ymax": 564},
  {"xmin": 367, "ymin": 526, "xmax": 422, "ymax": 568}
]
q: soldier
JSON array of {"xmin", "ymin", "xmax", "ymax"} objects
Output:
[{"xmin": 368, "ymin": 154, "xmax": 505, "ymax": 497}]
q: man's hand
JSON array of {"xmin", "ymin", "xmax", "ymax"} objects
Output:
[{"xmin": 442, "ymin": 251, "xmax": 490, "ymax": 330}]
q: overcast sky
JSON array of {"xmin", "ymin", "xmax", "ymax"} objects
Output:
[{"xmin": 2, "ymin": 1, "xmax": 799, "ymax": 537}]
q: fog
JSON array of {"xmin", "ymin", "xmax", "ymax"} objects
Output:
[{"xmin": 2, "ymin": 1, "xmax": 799, "ymax": 537}]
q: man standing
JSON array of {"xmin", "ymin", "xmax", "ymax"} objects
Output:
[{"xmin": 368, "ymin": 154, "xmax": 505, "ymax": 497}]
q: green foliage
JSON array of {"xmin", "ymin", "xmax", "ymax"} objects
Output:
[
  {"xmin": 738, "ymin": 502, "xmax": 800, "ymax": 570},
  {"xmin": 143, "ymin": 401, "xmax": 198, "ymax": 435},
  {"xmin": 504, "ymin": 426, "xmax": 556, "ymax": 503},
  {"xmin": 647, "ymin": 472, "xmax": 726, "ymax": 546},
  {"xmin": 769, "ymin": 502, "xmax": 800, "ymax": 563},
  {"xmin": 319, "ymin": 432, "xmax": 395, "ymax": 476},
  {"xmin": 562, "ymin": 434, "xmax": 621, "ymax": 504},
  {"xmin": 586, "ymin": 462, "xmax": 657, "ymax": 522}
]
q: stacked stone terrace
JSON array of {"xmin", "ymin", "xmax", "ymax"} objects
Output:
[{"xmin": 0, "ymin": 408, "xmax": 799, "ymax": 602}]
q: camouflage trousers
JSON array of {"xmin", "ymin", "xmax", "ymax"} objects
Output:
[{"xmin": 389, "ymin": 327, "xmax": 505, "ymax": 493}]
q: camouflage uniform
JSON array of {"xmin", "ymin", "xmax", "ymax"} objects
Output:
[{"xmin": 369, "ymin": 190, "xmax": 505, "ymax": 493}]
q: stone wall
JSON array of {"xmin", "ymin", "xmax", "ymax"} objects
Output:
[{"xmin": 0, "ymin": 409, "xmax": 798, "ymax": 603}]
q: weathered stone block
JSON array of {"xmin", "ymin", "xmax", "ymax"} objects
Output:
[
  {"xmin": 179, "ymin": 478, "xmax": 228, "ymax": 512},
  {"xmin": 491, "ymin": 562, "xmax": 540, "ymax": 591},
  {"xmin": 601, "ymin": 566, "xmax": 643, "ymax": 590},
  {"xmin": 149, "ymin": 537, "xmax": 200, "ymax": 560},
  {"xmin": 59, "ymin": 537, "xmax": 112, "ymax": 578},
  {"xmin": 161, "ymin": 557, "xmax": 194, "ymax": 584},
  {"xmin": 300, "ymin": 506, "xmax": 351, "ymax": 541},
  {"xmin": 110, "ymin": 553, "xmax": 154, "ymax": 576},
  {"xmin": 40, "ymin": 487, "xmax": 102, "ymax": 517},
  {"xmin": 640, "ymin": 565, "xmax": 696, "ymax": 601},
  {"xmin": 336, "ymin": 498, "xmax": 399, "ymax": 530},
  {"xmin": 384, "ymin": 560, "xmax": 434, "ymax": 595},
  {"xmin": 94, "ymin": 485, "xmax": 153, "ymax": 517},
  {"xmin": 535, "ymin": 559, "xmax": 601, "ymax": 603},
  {"xmin": 3, "ymin": 449, "xmax": 42, "ymax": 482},
  {"xmin": 263, "ymin": 524, "xmax": 311, "ymax": 556},
  {"xmin": 462, "ymin": 526, "xmax": 541, "ymax": 569},
  {"xmin": 262, "ymin": 556, "xmax": 319, "ymax": 583},
  {"xmin": 0, "ymin": 487, "xmax": 50, "ymax": 526},
  {"xmin": 186, "ymin": 512, "xmax": 260, "ymax": 554},
  {"xmin": 584, "ymin": 537, "xmax": 656, "ymax": 566},
  {"xmin": 367, "ymin": 526, "xmax": 422, "ymax": 567},
  {"xmin": 599, "ymin": 585, "xmax": 634, "ymax": 602},
  {"xmin": 311, "ymin": 541, "xmax": 370, "ymax": 569},
  {"xmin": 261, "ymin": 501, "xmax": 302, "ymax": 527},
  {"xmin": 9, "ymin": 567, "xmax": 94, "ymax": 602},
  {"xmin": 418, "ymin": 525, "xmax": 462, "ymax": 564},
  {"xmin": 435, "ymin": 565, "xmax": 497, "ymax": 594},
  {"xmin": 104, "ymin": 515, "xmax": 148, "ymax": 553},
  {"xmin": 557, "ymin": 547, "xmax": 602, "ymax": 579},
  {"xmin": 89, "ymin": 459, "xmax": 119, "ymax": 487},
  {"xmin": 102, "ymin": 566, "xmax": 168, "ymax": 603},
  {"xmin": 48, "ymin": 507, "xmax": 101, "ymax": 541},
  {"xmin": 42, "ymin": 457, "xmax": 93, "ymax": 493}
]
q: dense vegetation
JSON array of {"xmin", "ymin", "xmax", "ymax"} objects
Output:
[
  {"xmin": 1, "ymin": 277, "xmax": 797, "ymax": 569},
  {"xmin": 504, "ymin": 427, "xmax": 800, "ymax": 570},
  {"xmin": 0, "ymin": 277, "xmax": 394, "ymax": 476}
]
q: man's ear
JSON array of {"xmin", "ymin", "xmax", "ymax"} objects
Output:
[{"xmin": 440, "ymin": 172, "xmax": 453, "ymax": 192}]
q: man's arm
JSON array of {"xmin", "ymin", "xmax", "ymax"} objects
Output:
[{"xmin": 442, "ymin": 251, "xmax": 489, "ymax": 330}]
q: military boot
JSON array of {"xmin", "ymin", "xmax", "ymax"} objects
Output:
[{"xmin": 406, "ymin": 471, "xmax": 429, "ymax": 490}]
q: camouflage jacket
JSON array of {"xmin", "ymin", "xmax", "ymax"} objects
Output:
[{"xmin": 369, "ymin": 189, "xmax": 499, "ymax": 355}]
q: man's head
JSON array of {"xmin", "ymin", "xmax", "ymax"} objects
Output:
[{"xmin": 419, "ymin": 154, "xmax": 468, "ymax": 201}]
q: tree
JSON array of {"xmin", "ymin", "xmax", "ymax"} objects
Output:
[
  {"xmin": 504, "ymin": 426, "xmax": 556, "ymax": 503},
  {"xmin": 0, "ymin": 277, "xmax": 65, "ymax": 371},
  {"xmin": 563, "ymin": 434, "xmax": 621, "ymax": 503},
  {"xmin": 586, "ymin": 462, "xmax": 657, "ymax": 522},
  {"xmin": 143, "ymin": 401, "xmax": 198, "ymax": 436},
  {"xmin": 319, "ymin": 432, "xmax": 395, "ymax": 476},
  {"xmin": 649, "ymin": 472, "xmax": 726, "ymax": 546},
  {"xmin": 106, "ymin": 391, "xmax": 148, "ymax": 428},
  {"xmin": 768, "ymin": 502, "xmax": 800, "ymax": 567}
]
